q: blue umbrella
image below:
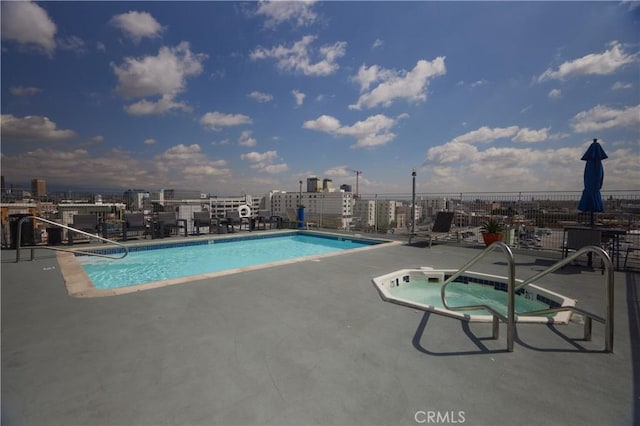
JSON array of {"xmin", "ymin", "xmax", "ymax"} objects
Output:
[{"xmin": 578, "ymin": 138, "xmax": 608, "ymax": 227}]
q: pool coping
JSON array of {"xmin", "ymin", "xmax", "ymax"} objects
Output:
[
  {"xmin": 372, "ymin": 267, "xmax": 577, "ymax": 324},
  {"xmin": 58, "ymin": 230, "xmax": 401, "ymax": 298}
]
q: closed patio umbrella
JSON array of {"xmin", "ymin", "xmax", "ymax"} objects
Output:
[{"xmin": 578, "ymin": 138, "xmax": 608, "ymax": 227}]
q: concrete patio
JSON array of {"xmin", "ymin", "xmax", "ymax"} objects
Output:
[{"xmin": 2, "ymin": 235, "xmax": 638, "ymax": 425}]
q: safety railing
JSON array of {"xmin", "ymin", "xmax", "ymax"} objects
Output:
[
  {"xmin": 15, "ymin": 216, "xmax": 129, "ymax": 262},
  {"xmin": 440, "ymin": 241, "xmax": 614, "ymax": 352},
  {"xmin": 440, "ymin": 242, "xmax": 516, "ymax": 351}
]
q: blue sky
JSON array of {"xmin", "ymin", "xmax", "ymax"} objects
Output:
[{"xmin": 1, "ymin": 1, "xmax": 639, "ymax": 196}]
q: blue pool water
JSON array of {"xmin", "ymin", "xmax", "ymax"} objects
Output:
[
  {"xmin": 78, "ymin": 233, "xmax": 379, "ymax": 289},
  {"xmin": 389, "ymin": 279, "xmax": 552, "ymax": 317}
]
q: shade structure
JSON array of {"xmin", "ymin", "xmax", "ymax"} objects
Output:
[{"xmin": 578, "ymin": 139, "xmax": 608, "ymax": 226}]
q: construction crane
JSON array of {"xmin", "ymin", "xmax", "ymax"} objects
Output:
[{"xmin": 350, "ymin": 169, "xmax": 362, "ymax": 198}]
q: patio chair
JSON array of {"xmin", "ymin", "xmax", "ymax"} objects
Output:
[
  {"xmin": 286, "ymin": 208, "xmax": 317, "ymax": 229},
  {"xmin": 225, "ymin": 210, "xmax": 250, "ymax": 232},
  {"xmin": 409, "ymin": 211, "xmax": 455, "ymax": 247},
  {"xmin": 122, "ymin": 213, "xmax": 148, "ymax": 241},
  {"xmin": 154, "ymin": 211, "xmax": 182, "ymax": 238},
  {"xmin": 562, "ymin": 228, "xmax": 603, "ymax": 269},
  {"xmin": 69, "ymin": 214, "xmax": 99, "ymax": 244},
  {"xmin": 193, "ymin": 211, "xmax": 212, "ymax": 235}
]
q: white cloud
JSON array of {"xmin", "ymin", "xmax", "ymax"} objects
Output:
[
  {"xmin": 250, "ymin": 35, "xmax": 346, "ymax": 76},
  {"xmin": 144, "ymin": 138, "xmax": 157, "ymax": 145},
  {"xmin": 349, "ymin": 58, "xmax": 446, "ymax": 110},
  {"xmin": 112, "ymin": 42, "xmax": 206, "ymax": 98},
  {"xmin": 112, "ymin": 42, "xmax": 206, "ymax": 115},
  {"xmin": 241, "ymin": 151, "xmax": 277, "ymax": 163},
  {"xmin": 548, "ymin": 88, "xmax": 562, "ymax": 98},
  {"xmin": 110, "ymin": 11, "xmax": 164, "ymax": 43},
  {"xmin": 238, "ymin": 130, "xmax": 257, "ymax": 147},
  {"xmin": 124, "ymin": 95, "xmax": 191, "ymax": 115},
  {"xmin": 254, "ymin": 1, "xmax": 317, "ymax": 29},
  {"xmin": 57, "ymin": 35, "xmax": 87, "ymax": 54},
  {"xmin": 240, "ymin": 150, "xmax": 288, "ymax": 173},
  {"xmin": 512, "ymin": 127, "xmax": 550, "ymax": 143},
  {"xmin": 537, "ymin": 41, "xmax": 637, "ymax": 82},
  {"xmin": 0, "ymin": 147, "xmax": 147, "ymax": 188},
  {"xmin": 612, "ymin": 81, "xmax": 632, "ymax": 90},
  {"xmin": 571, "ymin": 104, "xmax": 640, "ymax": 132},
  {"xmin": 372, "ymin": 39, "xmax": 384, "ymax": 49},
  {"xmin": 0, "ymin": 1, "xmax": 57, "ymax": 56},
  {"xmin": 323, "ymin": 166, "xmax": 352, "ymax": 177},
  {"xmin": 248, "ymin": 91, "xmax": 273, "ymax": 103},
  {"xmin": 9, "ymin": 86, "xmax": 41, "ymax": 96},
  {"xmin": 303, "ymin": 114, "xmax": 398, "ymax": 148},
  {"xmin": 302, "ymin": 115, "xmax": 341, "ymax": 132},
  {"xmin": 200, "ymin": 112, "xmax": 253, "ymax": 131},
  {"xmin": 1, "ymin": 114, "xmax": 76, "ymax": 141},
  {"xmin": 292, "ymin": 90, "xmax": 306, "ymax": 106},
  {"xmin": 470, "ymin": 79, "xmax": 488, "ymax": 88},
  {"xmin": 155, "ymin": 144, "xmax": 230, "ymax": 177},
  {"xmin": 450, "ymin": 126, "xmax": 519, "ymax": 145}
]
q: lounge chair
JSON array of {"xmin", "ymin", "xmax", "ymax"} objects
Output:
[
  {"xmin": 286, "ymin": 208, "xmax": 317, "ymax": 229},
  {"xmin": 193, "ymin": 211, "xmax": 212, "ymax": 235},
  {"xmin": 122, "ymin": 213, "xmax": 148, "ymax": 241},
  {"xmin": 409, "ymin": 211, "xmax": 455, "ymax": 247},
  {"xmin": 69, "ymin": 214, "xmax": 99, "ymax": 244}
]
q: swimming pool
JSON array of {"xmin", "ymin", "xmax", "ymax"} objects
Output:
[
  {"xmin": 71, "ymin": 232, "xmax": 388, "ymax": 294},
  {"xmin": 373, "ymin": 267, "xmax": 575, "ymax": 324}
]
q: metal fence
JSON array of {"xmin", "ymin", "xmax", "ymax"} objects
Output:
[{"xmin": 344, "ymin": 190, "xmax": 640, "ymax": 267}]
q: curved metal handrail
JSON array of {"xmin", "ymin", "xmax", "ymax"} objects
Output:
[
  {"xmin": 440, "ymin": 241, "xmax": 516, "ymax": 351},
  {"xmin": 439, "ymin": 242, "xmax": 614, "ymax": 352},
  {"xmin": 15, "ymin": 216, "xmax": 128, "ymax": 262},
  {"xmin": 515, "ymin": 245, "xmax": 614, "ymax": 352}
]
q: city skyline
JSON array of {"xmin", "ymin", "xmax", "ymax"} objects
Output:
[{"xmin": 1, "ymin": 1, "xmax": 639, "ymax": 197}]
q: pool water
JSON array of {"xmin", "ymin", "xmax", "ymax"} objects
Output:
[
  {"xmin": 78, "ymin": 234, "xmax": 376, "ymax": 289},
  {"xmin": 390, "ymin": 279, "xmax": 552, "ymax": 317}
]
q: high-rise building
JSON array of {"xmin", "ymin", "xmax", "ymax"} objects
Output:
[
  {"xmin": 31, "ymin": 179, "xmax": 46, "ymax": 198},
  {"xmin": 322, "ymin": 178, "xmax": 334, "ymax": 192},
  {"xmin": 306, "ymin": 177, "xmax": 321, "ymax": 193}
]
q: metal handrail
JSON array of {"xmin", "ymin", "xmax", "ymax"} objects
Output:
[
  {"xmin": 15, "ymin": 216, "xmax": 129, "ymax": 262},
  {"xmin": 440, "ymin": 241, "xmax": 516, "ymax": 351},
  {"xmin": 515, "ymin": 245, "xmax": 614, "ymax": 352},
  {"xmin": 439, "ymin": 242, "xmax": 614, "ymax": 352}
]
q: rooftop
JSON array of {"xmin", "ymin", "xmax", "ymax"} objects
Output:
[{"xmin": 2, "ymin": 232, "xmax": 638, "ymax": 425}]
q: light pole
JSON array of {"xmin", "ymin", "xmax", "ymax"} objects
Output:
[
  {"xmin": 410, "ymin": 168, "xmax": 416, "ymax": 244},
  {"xmin": 298, "ymin": 180, "xmax": 302, "ymax": 207}
]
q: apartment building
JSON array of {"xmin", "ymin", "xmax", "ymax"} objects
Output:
[{"xmin": 268, "ymin": 190, "xmax": 353, "ymax": 229}]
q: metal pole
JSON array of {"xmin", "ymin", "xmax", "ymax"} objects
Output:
[{"xmin": 410, "ymin": 169, "xmax": 416, "ymax": 244}]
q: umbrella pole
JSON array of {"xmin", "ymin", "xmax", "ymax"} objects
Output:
[{"xmin": 588, "ymin": 211, "xmax": 594, "ymax": 266}]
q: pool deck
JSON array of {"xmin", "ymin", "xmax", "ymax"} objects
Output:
[{"xmin": 2, "ymin": 231, "xmax": 639, "ymax": 425}]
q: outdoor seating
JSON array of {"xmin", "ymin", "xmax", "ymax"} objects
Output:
[
  {"xmin": 193, "ymin": 211, "xmax": 213, "ymax": 235},
  {"xmin": 225, "ymin": 210, "xmax": 250, "ymax": 232},
  {"xmin": 68, "ymin": 214, "xmax": 99, "ymax": 244},
  {"xmin": 154, "ymin": 211, "xmax": 185, "ymax": 238},
  {"xmin": 286, "ymin": 208, "xmax": 317, "ymax": 229},
  {"xmin": 562, "ymin": 227, "xmax": 603, "ymax": 268},
  {"xmin": 122, "ymin": 213, "xmax": 148, "ymax": 241},
  {"xmin": 409, "ymin": 211, "xmax": 455, "ymax": 247}
]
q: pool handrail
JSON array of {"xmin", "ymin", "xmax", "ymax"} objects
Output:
[
  {"xmin": 440, "ymin": 242, "xmax": 614, "ymax": 352},
  {"xmin": 14, "ymin": 215, "xmax": 129, "ymax": 262},
  {"xmin": 440, "ymin": 241, "xmax": 516, "ymax": 351}
]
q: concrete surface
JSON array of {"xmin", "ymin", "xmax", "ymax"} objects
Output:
[{"xmin": 2, "ymin": 235, "xmax": 638, "ymax": 425}]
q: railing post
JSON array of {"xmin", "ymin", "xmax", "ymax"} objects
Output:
[
  {"xmin": 583, "ymin": 316, "xmax": 592, "ymax": 341},
  {"xmin": 492, "ymin": 315, "xmax": 499, "ymax": 339},
  {"xmin": 507, "ymin": 243, "xmax": 515, "ymax": 352}
]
